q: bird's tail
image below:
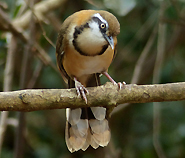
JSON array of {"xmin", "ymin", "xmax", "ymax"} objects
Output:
[{"xmin": 65, "ymin": 74, "xmax": 110, "ymax": 152}]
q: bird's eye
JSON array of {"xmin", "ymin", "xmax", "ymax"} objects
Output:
[{"xmin": 100, "ymin": 23, "xmax": 106, "ymax": 29}]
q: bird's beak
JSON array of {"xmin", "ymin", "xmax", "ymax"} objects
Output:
[{"xmin": 103, "ymin": 34, "xmax": 114, "ymax": 50}]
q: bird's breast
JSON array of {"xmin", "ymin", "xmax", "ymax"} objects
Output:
[{"xmin": 63, "ymin": 46, "xmax": 114, "ymax": 78}]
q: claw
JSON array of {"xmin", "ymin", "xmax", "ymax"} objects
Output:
[
  {"xmin": 123, "ymin": 81, "xmax": 126, "ymax": 85},
  {"xmin": 117, "ymin": 81, "xmax": 126, "ymax": 90},
  {"xmin": 74, "ymin": 77, "xmax": 89, "ymax": 104},
  {"xmin": 118, "ymin": 82, "xmax": 122, "ymax": 90}
]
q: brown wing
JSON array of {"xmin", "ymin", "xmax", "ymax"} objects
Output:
[{"xmin": 55, "ymin": 14, "xmax": 76, "ymax": 83}]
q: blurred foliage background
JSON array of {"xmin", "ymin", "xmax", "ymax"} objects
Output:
[{"xmin": 0, "ymin": 0, "xmax": 185, "ymax": 158}]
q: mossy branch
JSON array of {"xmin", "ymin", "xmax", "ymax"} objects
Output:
[{"xmin": 0, "ymin": 82, "xmax": 185, "ymax": 112}]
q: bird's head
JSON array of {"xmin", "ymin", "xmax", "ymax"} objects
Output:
[{"xmin": 67, "ymin": 10, "xmax": 120, "ymax": 56}]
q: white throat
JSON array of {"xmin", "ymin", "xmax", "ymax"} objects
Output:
[
  {"xmin": 69, "ymin": 13, "xmax": 109, "ymax": 56},
  {"xmin": 76, "ymin": 21, "xmax": 107, "ymax": 55}
]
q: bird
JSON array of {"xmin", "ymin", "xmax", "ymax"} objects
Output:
[{"xmin": 56, "ymin": 10, "xmax": 123, "ymax": 153}]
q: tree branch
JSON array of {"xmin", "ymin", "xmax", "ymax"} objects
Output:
[
  {"xmin": 0, "ymin": 82, "xmax": 185, "ymax": 112},
  {"xmin": 13, "ymin": 0, "xmax": 67, "ymax": 29}
]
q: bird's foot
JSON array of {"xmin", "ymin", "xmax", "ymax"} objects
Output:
[
  {"xmin": 112, "ymin": 81, "xmax": 126, "ymax": 90},
  {"xmin": 74, "ymin": 77, "xmax": 89, "ymax": 104},
  {"xmin": 102, "ymin": 72, "xmax": 126, "ymax": 90},
  {"xmin": 117, "ymin": 81, "xmax": 126, "ymax": 90}
]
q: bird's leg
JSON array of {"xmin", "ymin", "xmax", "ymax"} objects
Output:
[
  {"xmin": 74, "ymin": 77, "xmax": 89, "ymax": 104},
  {"xmin": 102, "ymin": 72, "xmax": 126, "ymax": 90}
]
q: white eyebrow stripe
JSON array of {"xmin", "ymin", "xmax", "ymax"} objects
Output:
[{"xmin": 93, "ymin": 13, "xmax": 108, "ymax": 27}]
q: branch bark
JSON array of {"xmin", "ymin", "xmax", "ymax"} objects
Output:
[{"xmin": 0, "ymin": 82, "xmax": 185, "ymax": 112}]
